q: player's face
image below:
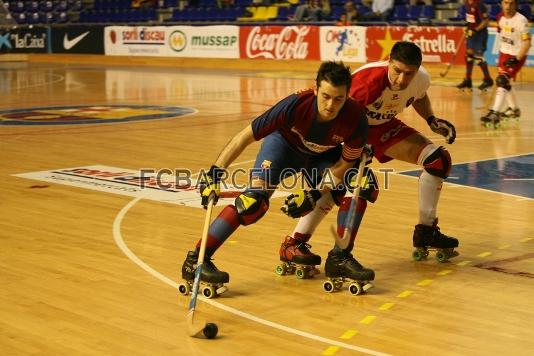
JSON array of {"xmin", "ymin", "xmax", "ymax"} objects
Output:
[
  {"xmin": 502, "ymin": 0, "xmax": 516, "ymax": 17},
  {"xmin": 314, "ymin": 80, "xmax": 348, "ymax": 121},
  {"xmin": 387, "ymin": 59, "xmax": 419, "ymax": 91}
]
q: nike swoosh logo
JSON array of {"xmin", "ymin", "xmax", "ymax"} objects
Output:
[{"xmin": 63, "ymin": 32, "xmax": 90, "ymax": 50}]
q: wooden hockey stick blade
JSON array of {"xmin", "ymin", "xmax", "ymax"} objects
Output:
[
  {"xmin": 330, "ymin": 225, "xmax": 351, "ymax": 250},
  {"xmin": 187, "ymin": 310, "xmax": 206, "ymax": 337}
]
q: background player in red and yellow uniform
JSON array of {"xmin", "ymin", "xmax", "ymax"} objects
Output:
[
  {"xmin": 481, "ymin": 0, "xmax": 531, "ymax": 126},
  {"xmin": 457, "ymin": 0, "xmax": 494, "ymax": 91},
  {"xmin": 180, "ymin": 61, "xmax": 371, "ymax": 287}
]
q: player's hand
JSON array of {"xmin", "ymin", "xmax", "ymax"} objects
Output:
[
  {"xmin": 427, "ymin": 116, "xmax": 456, "ymax": 144},
  {"xmin": 504, "ymin": 57, "xmax": 519, "ymax": 68},
  {"xmin": 464, "ymin": 28, "xmax": 473, "ymax": 38},
  {"xmin": 281, "ymin": 189, "xmax": 322, "ymax": 218},
  {"xmin": 199, "ymin": 165, "xmax": 225, "ymax": 208}
]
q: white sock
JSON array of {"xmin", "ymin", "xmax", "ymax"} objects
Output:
[
  {"xmin": 418, "ymin": 170, "xmax": 443, "ymax": 226},
  {"xmin": 505, "ymin": 86, "xmax": 517, "ymax": 109},
  {"xmin": 292, "ymin": 192, "xmax": 336, "ymax": 236},
  {"xmin": 492, "ymin": 87, "xmax": 508, "ymax": 112}
]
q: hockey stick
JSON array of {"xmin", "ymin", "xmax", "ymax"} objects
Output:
[
  {"xmin": 440, "ymin": 33, "xmax": 466, "ymax": 78},
  {"xmin": 187, "ymin": 196, "xmax": 218, "ymax": 339},
  {"xmin": 332, "ymin": 152, "xmax": 368, "ymax": 250}
]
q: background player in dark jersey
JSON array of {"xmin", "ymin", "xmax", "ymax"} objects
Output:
[
  {"xmin": 181, "ymin": 61, "xmax": 371, "ymax": 288},
  {"xmin": 457, "ymin": 0, "xmax": 494, "ymax": 91}
]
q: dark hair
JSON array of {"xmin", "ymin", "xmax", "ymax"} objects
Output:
[
  {"xmin": 390, "ymin": 41, "xmax": 423, "ymax": 67},
  {"xmin": 316, "ymin": 61, "xmax": 352, "ymax": 92}
]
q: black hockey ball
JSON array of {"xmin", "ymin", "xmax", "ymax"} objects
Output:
[{"xmin": 203, "ymin": 323, "xmax": 218, "ymax": 339}]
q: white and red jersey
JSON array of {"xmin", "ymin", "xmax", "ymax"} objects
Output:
[
  {"xmin": 349, "ymin": 61, "xmax": 430, "ymax": 126},
  {"xmin": 497, "ymin": 11, "xmax": 531, "ymax": 56}
]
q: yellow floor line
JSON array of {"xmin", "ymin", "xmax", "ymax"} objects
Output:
[
  {"xmin": 378, "ymin": 302, "xmax": 395, "ymax": 311},
  {"xmin": 457, "ymin": 260, "xmax": 471, "ymax": 266},
  {"xmin": 397, "ymin": 290, "xmax": 413, "ymax": 298},
  {"xmin": 498, "ymin": 244, "xmax": 512, "ymax": 249},
  {"xmin": 321, "ymin": 346, "xmax": 340, "ymax": 355},
  {"xmin": 339, "ymin": 329, "xmax": 358, "ymax": 340},
  {"xmin": 359, "ymin": 315, "xmax": 377, "ymax": 325},
  {"xmin": 477, "ymin": 251, "xmax": 492, "ymax": 257},
  {"xmin": 416, "ymin": 279, "xmax": 433, "ymax": 286},
  {"xmin": 228, "ymin": 240, "xmax": 238, "ymax": 244},
  {"xmin": 520, "ymin": 237, "xmax": 533, "ymax": 242},
  {"xmin": 436, "ymin": 269, "xmax": 452, "ymax": 276}
]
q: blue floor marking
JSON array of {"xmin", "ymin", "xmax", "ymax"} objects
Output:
[{"xmin": 398, "ymin": 153, "xmax": 534, "ymax": 199}]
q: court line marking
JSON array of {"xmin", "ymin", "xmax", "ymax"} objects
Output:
[{"xmin": 111, "ymin": 158, "xmax": 390, "ymax": 356}]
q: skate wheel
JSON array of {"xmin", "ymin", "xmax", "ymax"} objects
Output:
[
  {"xmin": 484, "ymin": 122, "xmax": 493, "ymax": 129},
  {"xmin": 178, "ymin": 282, "xmax": 190, "ymax": 296},
  {"xmin": 323, "ymin": 280, "xmax": 335, "ymax": 293},
  {"xmin": 412, "ymin": 249, "xmax": 426, "ymax": 261},
  {"xmin": 202, "ymin": 285, "xmax": 216, "ymax": 299},
  {"xmin": 348, "ymin": 282, "xmax": 363, "ymax": 295},
  {"xmin": 295, "ymin": 268, "xmax": 306, "ymax": 279},
  {"xmin": 275, "ymin": 263, "xmax": 287, "ymax": 276},
  {"xmin": 494, "ymin": 122, "xmax": 501, "ymax": 129},
  {"xmin": 435, "ymin": 251, "xmax": 448, "ymax": 263}
]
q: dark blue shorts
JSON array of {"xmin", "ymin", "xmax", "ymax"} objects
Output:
[
  {"xmin": 466, "ymin": 29, "xmax": 488, "ymax": 57},
  {"xmin": 251, "ymin": 132, "xmax": 342, "ymax": 190}
]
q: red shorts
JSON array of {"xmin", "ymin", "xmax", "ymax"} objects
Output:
[
  {"xmin": 367, "ymin": 118, "xmax": 420, "ymax": 163},
  {"xmin": 498, "ymin": 53, "xmax": 526, "ymax": 80}
]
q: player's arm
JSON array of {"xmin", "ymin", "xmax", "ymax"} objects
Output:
[
  {"xmin": 321, "ymin": 154, "xmax": 360, "ymax": 194},
  {"xmin": 413, "ymin": 94, "xmax": 456, "ymax": 144},
  {"xmin": 200, "ymin": 124, "xmax": 256, "ymax": 208},
  {"xmin": 503, "ymin": 22, "xmax": 531, "ymax": 66},
  {"xmin": 214, "ymin": 125, "xmax": 255, "ymax": 169},
  {"xmin": 516, "ymin": 33, "xmax": 532, "ymax": 61},
  {"xmin": 412, "ymin": 93, "xmax": 434, "ymax": 120},
  {"xmin": 201, "ymin": 95, "xmax": 295, "ymax": 207},
  {"xmin": 214, "ymin": 93, "xmax": 298, "ymax": 168},
  {"xmin": 475, "ymin": 5, "xmax": 490, "ymax": 31}
]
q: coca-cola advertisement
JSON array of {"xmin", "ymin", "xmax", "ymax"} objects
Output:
[
  {"xmin": 239, "ymin": 26, "xmax": 320, "ymax": 60},
  {"xmin": 366, "ymin": 26, "xmax": 465, "ymax": 64}
]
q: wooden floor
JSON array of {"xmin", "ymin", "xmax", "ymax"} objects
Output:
[{"xmin": 1, "ymin": 56, "xmax": 533, "ymax": 356}]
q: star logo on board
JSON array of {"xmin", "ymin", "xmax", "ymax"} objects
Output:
[{"xmin": 376, "ymin": 29, "xmax": 396, "ymax": 60}]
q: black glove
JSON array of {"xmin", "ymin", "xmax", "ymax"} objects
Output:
[
  {"xmin": 504, "ymin": 57, "xmax": 519, "ymax": 68},
  {"xmin": 199, "ymin": 165, "xmax": 225, "ymax": 208},
  {"xmin": 427, "ymin": 116, "xmax": 456, "ymax": 144},
  {"xmin": 281, "ymin": 189, "xmax": 322, "ymax": 218}
]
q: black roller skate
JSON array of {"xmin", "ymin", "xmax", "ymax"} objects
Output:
[
  {"xmin": 502, "ymin": 106, "xmax": 521, "ymax": 120},
  {"xmin": 178, "ymin": 250, "xmax": 229, "ymax": 299},
  {"xmin": 275, "ymin": 235, "xmax": 321, "ymax": 279},
  {"xmin": 478, "ymin": 77, "xmax": 493, "ymax": 91},
  {"xmin": 412, "ymin": 219, "xmax": 459, "ymax": 263},
  {"xmin": 322, "ymin": 250, "xmax": 374, "ymax": 295},
  {"xmin": 480, "ymin": 109, "xmax": 501, "ymax": 129},
  {"xmin": 457, "ymin": 78, "xmax": 472, "ymax": 91}
]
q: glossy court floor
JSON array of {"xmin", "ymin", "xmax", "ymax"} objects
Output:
[{"xmin": 0, "ymin": 57, "xmax": 533, "ymax": 355}]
